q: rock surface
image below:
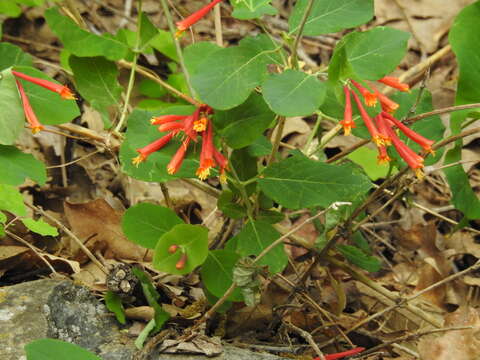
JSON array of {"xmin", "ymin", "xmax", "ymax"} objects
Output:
[{"xmin": 0, "ymin": 279, "xmax": 289, "ymax": 360}]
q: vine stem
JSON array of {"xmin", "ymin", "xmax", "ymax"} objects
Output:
[
  {"xmin": 290, "ymin": 0, "xmax": 315, "ymax": 69},
  {"xmin": 118, "ymin": 60, "xmax": 200, "ymax": 106},
  {"xmin": 115, "ymin": 0, "xmax": 143, "ymax": 133},
  {"xmin": 213, "ymin": 2, "xmax": 223, "ymax": 47},
  {"xmin": 158, "ymin": 0, "xmax": 196, "ymax": 97},
  {"xmin": 268, "ymin": 116, "xmax": 285, "ymax": 165}
]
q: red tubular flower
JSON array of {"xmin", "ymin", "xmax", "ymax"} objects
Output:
[
  {"xmin": 151, "ymin": 114, "xmax": 187, "ymax": 125},
  {"xmin": 314, "ymin": 347, "xmax": 365, "ymax": 360},
  {"xmin": 167, "ymin": 137, "xmax": 191, "ymax": 175},
  {"xmin": 12, "ymin": 70, "xmax": 75, "ymax": 100},
  {"xmin": 176, "ymin": 0, "xmax": 223, "ymax": 36},
  {"xmin": 377, "ymin": 145, "xmax": 391, "ymax": 164},
  {"xmin": 184, "ymin": 108, "xmax": 203, "ymax": 142},
  {"xmin": 385, "ymin": 123, "xmax": 424, "ymax": 178},
  {"xmin": 382, "ymin": 112, "xmax": 435, "ymax": 154},
  {"xmin": 158, "ymin": 121, "xmax": 184, "ymax": 133},
  {"xmin": 378, "ymin": 76, "xmax": 410, "ymax": 92},
  {"xmin": 351, "ymin": 91, "xmax": 383, "ymax": 146},
  {"xmin": 176, "ymin": 253, "xmax": 188, "ymax": 270},
  {"xmin": 350, "ymin": 79, "xmax": 377, "ymax": 106},
  {"xmin": 193, "ymin": 117, "xmax": 208, "ymax": 132},
  {"xmin": 213, "ymin": 148, "xmax": 228, "ymax": 184},
  {"xmin": 196, "ymin": 121, "xmax": 216, "ymax": 180},
  {"xmin": 340, "ymin": 86, "xmax": 355, "ymax": 136},
  {"xmin": 374, "ymin": 90, "xmax": 399, "ymax": 113},
  {"xmin": 373, "ymin": 114, "xmax": 391, "ymax": 145},
  {"xmin": 132, "ymin": 132, "xmax": 175, "ymax": 166},
  {"xmin": 16, "ymin": 79, "xmax": 44, "ymax": 134}
]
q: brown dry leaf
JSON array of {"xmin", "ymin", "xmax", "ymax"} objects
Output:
[
  {"xmin": 418, "ymin": 306, "xmax": 480, "ymax": 360},
  {"xmin": 64, "ymin": 199, "xmax": 151, "ymax": 261},
  {"xmin": 376, "ymin": 0, "xmax": 475, "ymax": 53},
  {"xmin": 158, "ymin": 334, "xmax": 223, "ymax": 356}
]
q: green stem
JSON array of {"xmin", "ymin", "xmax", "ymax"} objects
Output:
[
  {"xmin": 115, "ymin": 0, "xmax": 142, "ymax": 133},
  {"xmin": 229, "ymin": 163, "xmax": 254, "ymax": 221},
  {"xmin": 267, "ymin": 116, "xmax": 285, "ymax": 165},
  {"xmin": 290, "ymin": 0, "xmax": 315, "ymax": 69},
  {"xmin": 302, "ymin": 112, "xmax": 322, "ymax": 154},
  {"xmin": 159, "ymin": 0, "xmax": 196, "ymax": 97}
]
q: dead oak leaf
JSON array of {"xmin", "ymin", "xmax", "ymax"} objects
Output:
[{"xmin": 64, "ymin": 199, "xmax": 151, "ymax": 261}]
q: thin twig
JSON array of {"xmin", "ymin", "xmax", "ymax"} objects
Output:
[
  {"xmin": 159, "ymin": 183, "xmax": 173, "ymax": 209},
  {"xmin": 5, "ymin": 230, "xmax": 58, "ymax": 276},
  {"xmin": 27, "ymin": 204, "xmax": 108, "ymax": 274},
  {"xmin": 290, "ymin": 0, "xmax": 315, "ymax": 69},
  {"xmin": 213, "ymin": 2, "xmax": 223, "ymax": 47},
  {"xmin": 284, "ymin": 321, "xmax": 325, "ymax": 360}
]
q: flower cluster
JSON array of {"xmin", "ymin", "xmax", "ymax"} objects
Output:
[
  {"xmin": 176, "ymin": 0, "xmax": 223, "ymax": 36},
  {"xmin": 12, "ymin": 70, "xmax": 75, "ymax": 134},
  {"xmin": 341, "ymin": 76, "xmax": 433, "ymax": 178},
  {"xmin": 132, "ymin": 105, "xmax": 229, "ymax": 182}
]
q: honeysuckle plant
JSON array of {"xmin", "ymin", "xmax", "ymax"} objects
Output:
[{"xmin": 1, "ymin": 0, "xmax": 480, "ymax": 358}]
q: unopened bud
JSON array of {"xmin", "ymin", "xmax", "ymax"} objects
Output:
[
  {"xmin": 168, "ymin": 244, "xmax": 179, "ymax": 254},
  {"xmin": 175, "ymin": 253, "xmax": 188, "ymax": 270}
]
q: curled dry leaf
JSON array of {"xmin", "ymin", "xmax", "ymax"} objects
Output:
[
  {"xmin": 418, "ymin": 306, "xmax": 480, "ymax": 360},
  {"xmin": 64, "ymin": 199, "xmax": 151, "ymax": 261}
]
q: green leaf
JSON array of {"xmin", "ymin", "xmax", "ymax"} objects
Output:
[
  {"xmin": 120, "ymin": 108, "xmax": 198, "ymax": 182},
  {"xmin": 45, "ymin": 7, "xmax": 128, "ymax": 61},
  {"xmin": 201, "ymin": 250, "xmax": 244, "ymax": 301},
  {"xmin": 0, "ymin": 42, "xmax": 33, "ymax": 71},
  {"xmin": 139, "ymin": 78, "xmax": 167, "ymax": 98},
  {"xmin": 0, "ymin": 145, "xmax": 47, "ymax": 185},
  {"xmin": 132, "ymin": 268, "xmax": 170, "ymax": 332},
  {"xmin": 13, "ymin": 66, "xmax": 80, "ymax": 125},
  {"xmin": 0, "ymin": 69, "xmax": 24, "ymax": 145},
  {"xmin": 0, "ymin": 212, "xmax": 6, "ymax": 223},
  {"xmin": 247, "ymin": 135, "xmax": 272, "ymax": 157},
  {"xmin": 230, "ymin": 148, "xmax": 258, "ymax": 195},
  {"xmin": 25, "ymin": 338, "xmax": 101, "ymax": 360},
  {"xmin": 0, "ymin": 2, "xmax": 22, "ymax": 17},
  {"xmin": 153, "ymin": 224, "xmax": 209, "ymax": 275},
  {"xmin": 262, "ymin": 70, "xmax": 326, "ymax": 116},
  {"xmin": 138, "ymin": 12, "xmax": 158, "ymax": 51},
  {"xmin": 444, "ymin": 2, "xmax": 480, "ymax": 220},
  {"xmin": 289, "ymin": 0, "xmax": 374, "ymax": 36},
  {"xmin": 0, "ymin": 184, "xmax": 27, "ymax": 216},
  {"xmin": 105, "ymin": 291, "xmax": 126, "ymax": 324},
  {"xmin": 347, "ymin": 147, "xmax": 392, "ymax": 181},
  {"xmin": 191, "ymin": 34, "xmax": 282, "ymax": 109},
  {"xmin": 329, "ymin": 27, "xmax": 410, "ymax": 82},
  {"xmin": 231, "ymin": 221, "xmax": 288, "ymax": 274},
  {"xmin": 258, "ymin": 155, "xmax": 372, "ymax": 210},
  {"xmin": 214, "ymin": 93, "xmax": 274, "ymax": 149},
  {"xmin": 69, "ymin": 56, "xmax": 122, "ymax": 116},
  {"xmin": 122, "ymin": 202, "xmax": 183, "ymax": 249},
  {"xmin": 184, "ymin": 42, "xmax": 222, "ymax": 75},
  {"xmin": 337, "ymin": 244, "xmax": 381, "ymax": 272},
  {"xmin": 218, "ymin": 190, "xmax": 246, "ymax": 219},
  {"xmin": 22, "ymin": 218, "xmax": 58, "ymax": 236},
  {"xmin": 150, "ymin": 30, "xmax": 178, "ymax": 61},
  {"xmin": 231, "ymin": 0, "xmax": 277, "ymax": 19}
]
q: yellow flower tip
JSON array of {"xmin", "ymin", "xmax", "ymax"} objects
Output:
[
  {"xmin": 377, "ymin": 155, "xmax": 391, "ymax": 165},
  {"xmin": 132, "ymin": 154, "xmax": 146, "ymax": 167},
  {"xmin": 60, "ymin": 86, "xmax": 76, "ymax": 100},
  {"xmin": 193, "ymin": 117, "xmax": 208, "ymax": 132},
  {"xmin": 343, "ymin": 127, "xmax": 352, "ymax": 136},
  {"xmin": 425, "ymin": 147, "xmax": 436, "ymax": 156},
  {"xmin": 196, "ymin": 167, "xmax": 210, "ymax": 180},
  {"xmin": 30, "ymin": 125, "xmax": 44, "ymax": 134},
  {"xmin": 175, "ymin": 29, "xmax": 184, "ymax": 38},
  {"xmin": 219, "ymin": 172, "xmax": 227, "ymax": 184},
  {"xmin": 365, "ymin": 94, "xmax": 377, "ymax": 107},
  {"xmin": 150, "ymin": 117, "xmax": 157, "ymax": 125},
  {"xmin": 167, "ymin": 166, "xmax": 176, "ymax": 175},
  {"xmin": 415, "ymin": 168, "xmax": 425, "ymax": 180},
  {"xmin": 372, "ymin": 136, "xmax": 384, "ymax": 147}
]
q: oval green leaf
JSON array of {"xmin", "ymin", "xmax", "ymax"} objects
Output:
[
  {"xmin": 200, "ymin": 250, "xmax": 243, "ymax": 301},
  {"xmin": 258, "ymin": 155, "xmax": 372, "ymax": 210},
  {"xmin": 289, "ymin": 0, "xmax": 374, "ymax": 36},
  {"xmin": 122, "ymin": 202, "xmax": 183, "ymax": 249},
  {"xmin": 25, "ymin": 339, "xmax": 101, "ymax": 360},
  {"xmin": 0, "ymin": 145, "xmax": 47, "ymax": 185},
  {"xmin": 262, "ymin": 70, "xmax": 326, "ymax": 116},
  {"xmin": 153, "ymin": 224, "xmax": 208, "ymax": 275}
]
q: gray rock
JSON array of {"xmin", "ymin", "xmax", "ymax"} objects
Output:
[{"xmin": 0, "ymin": 279, "xmax": 289, "ymax": 360}]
